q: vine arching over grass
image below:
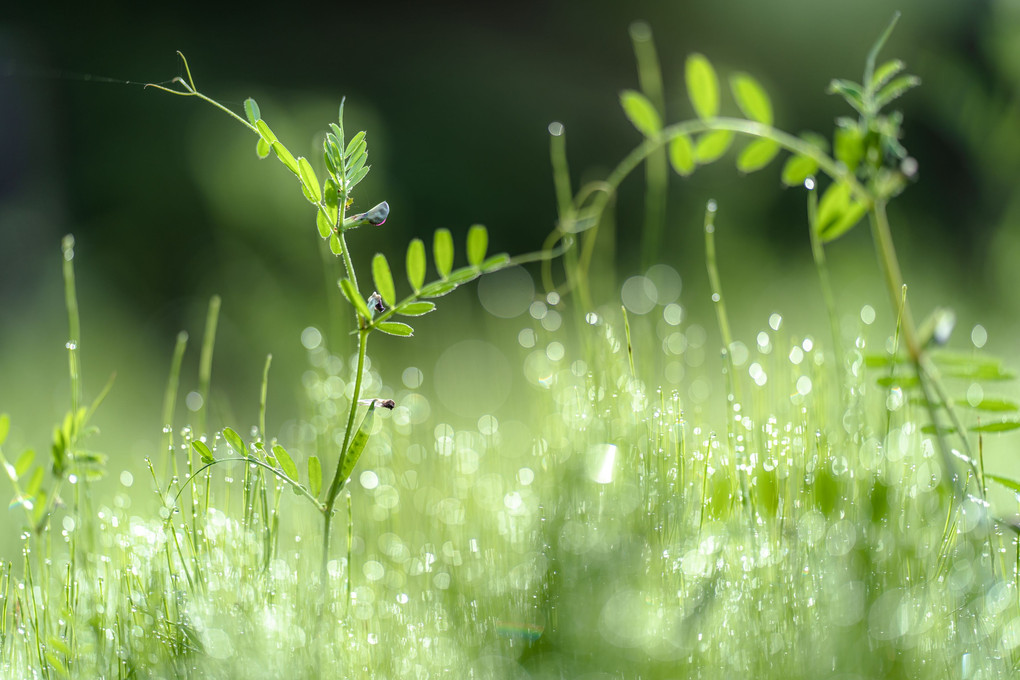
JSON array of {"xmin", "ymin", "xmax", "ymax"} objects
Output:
[{"xmin": 546, "ymin": 13, "xmax": 1020, "ymax": 525}]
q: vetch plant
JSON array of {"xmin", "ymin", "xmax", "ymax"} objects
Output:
[
  {"xmin": 545, "ymin": 13, "xmax": 1020, "ymax": 522},
  {"xmin": 145, "ymin": 54, "xmax": 553, "ymax": 581}
]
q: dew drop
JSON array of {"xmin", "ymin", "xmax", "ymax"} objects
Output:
[
  {"xmin": 300, "ymin": 326, "xmax": 322, "ymax": 350},
  {"xmin": 971, "ymin": 324, "xmax": 988, "ymax": 349},
  {"xmin": 185, "ymin": 391, "xmax": 204, "ymax": 412}
]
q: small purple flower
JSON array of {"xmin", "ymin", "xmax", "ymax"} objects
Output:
[{"xmin": 367, "ymin": 292, "xmax": 386, "ymax": 314}]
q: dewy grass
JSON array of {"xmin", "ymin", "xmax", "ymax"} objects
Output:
[{"xmin": 3, "ymin": 15, "xmax": 1020, "ymax": 679}]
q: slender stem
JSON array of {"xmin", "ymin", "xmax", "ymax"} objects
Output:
[
  {"xmin": 704, "ymin": 203, "xmax": 742, "ymax": 408},
  {"xmin": 321, "ymin": 328, "xmax": 370, "ymax": 579},
  {"xmin": 583, "ymin": 118, "xmax": 869, "ymax": 232},
  {"xmin": 169, "ymin": 456, "xmax": 321, "ymax": 510},
  {"xmin": 630, "ymin": 22, "xmax": 668, "ymax": 268},
  {"xmin": 61, "ymin": 236, "xmax": 83, "ymax": 417},
  {"xmin": 161, "ymin": 332, "xmax": 189, "ymax": 480},
  {"xmin": 868, "ymin": 201, "xmax": 919, "ymax": 360},
  {"xmin": 806, "ymin": 185, "xmax": 845, "ymax": 398},
  {"xmin": 197, "ymin": 295, "xmax": 221, "ymax": 437}
]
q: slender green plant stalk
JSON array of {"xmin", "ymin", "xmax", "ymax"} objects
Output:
[
  {"xmin": 321, "ymin": 329, "xmax": 369, "ymax": 578},
  {"xmin": 196, "ymin": 295, "xmax": 221, "ymax": 437},
  {"xmin": 161, "ymin": 331, "xmax": 189, "ymax": 480},
  {"xmin": 62, "ymin": 236, "xmax": 83, "ymax": 416},
  {"xmin": 805, "ymin": 183, "xmax": 845, "ymax": 392},
  {"xmin": 630, "ymin": 22, "xmax": 668, "ymax": 269}
]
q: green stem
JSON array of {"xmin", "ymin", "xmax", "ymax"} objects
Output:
[
  {"xmin": 169, "ymin": 456, "xmax": 321, "ymax": 510},
  {"xmin": 321, "ymin": 328, "xmax": 370, "ymax": 579},
  {"xmin": 806, "ymin": 185, "xmax": 845, "ymax": 398},
  {"xmin": 161, "ymin": 332, "xmax": 189, "ymax": 480},
  {"xmin": 62, "ymin": 236, "xmax": 83, "ymax": 417},
  {"xmin": 582, "ymin": 118, "xmax": 868, "ymax": 229},
  {"xmin": 630, "ymin": 22, "xmax": 668, "ymax": 268},
  {"xmin": 868, "ymin": 201, "xmax": 919, "ymax": 360},
  {"xmin": 196, "ymin": 295, "xmax": 221, "ymax": 437}
]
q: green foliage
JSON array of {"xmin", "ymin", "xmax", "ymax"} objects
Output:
[
  {"xmin": 685, "ymin": 53, "xmax": 720, "ymax": 119},
  {"xmin": 5, "ymin": 23, "xmax": 1020, "ymax": 680},
  {"xmin": 729, "ymin": 72, "xmax": 773, "ymax": 125},
  {"xmin": 620, "ymin": 90, "xmax": 661, "ymax": 136},
  {"xmin": 667, "ymin": 134, "xmax": 695, "ymax": 176},
  {"xmin": 140, "ymin": 54, "xmax": 535, "ymax": 588}
]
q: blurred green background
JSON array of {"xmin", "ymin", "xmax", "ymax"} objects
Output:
[{"xmin": 2, "ymin": 0, "xmax": 1020, "ymax": 493}]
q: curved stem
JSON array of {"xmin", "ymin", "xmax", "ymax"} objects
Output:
[
  {"xmin": 168, "ymin": 456, "xmax": 321, "ymax": 512},
  {"xmin": 577, "ymin": 118, "xmax": 869, "ymax": 232}
]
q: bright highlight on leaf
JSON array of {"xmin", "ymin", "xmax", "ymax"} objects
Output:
[
  {"xmin": 254, "ymin": 119, "xmax": 278, "ymax": 145},
  {"xmin": 736, "ymin": 138, "xmax": 780, "ymax": 173},
  {"xmin": 814, "ymin": 180, "xmax": 867, "ymax": 242},
  {"xmin": 466, "ymin": 224, "xmax": 488, "ymax": 267},
  {"xmin": 297, "ymin": 158, "xmax": 321, "ymax": 203},
  {"xmin": 396, "ymin": 301, "xmax": 436, "ymax": 316},
  {"xmin": 434, "ymin": 229, "xmax": 454, "ymax": 278},
  {"xmin": 272, "ymin": 444, "xmax": 299, "ymax": 480},
  {"xmin": 243, "ymin": 98, "xmax": 260, "ymax": 126},
  {"xmin": 781, "ymin": 155, "xmax": 818, "ymax": 186},
  {"xmin": 271, "ymin": 142, "xmax": 300, "ymax": 176},
  {"xmin": 222, "ymin": 427, "xmax": 245, "ymax": 456},
  {"xmin": 372, "ymin": 254, "xmax": 396, "ymax": 307},
  {"xmin": 307, "ymin": 455, "xmax": 322, "ymax": 497},
  {"xmin": 192, "ymin": 440, "xmax": 215, "ymax": 464},
  {"xmin": 336, "ymin": 401, "xmax": 378, "ymax": 491},
  {"xmin": 729, "ymin": 73, "xmax": 773, "ymax": 125},
  {"xmin": 620, "ymin": 90, "xmax": 662, "ymax": 137},
  {"xmin": 406, "ymin": 239, "xmax": 426, "ymax": 292},
  {"xmin": 376, "ymin": 321, "xmax": 414, "ymax": 337},
  {"xmin": 339, "ymin": 278, "xmax": 371, "ymax": 319},
  {"xmin": 694, "ymin": 130, "xmax": 733, "ymax": 164},
  {"xmin": 256, "ymin": 137, "xmax": 271, "ymax": 159},
  {"xmin": 686, "ymin": 53, "xmax": 720, "ymax": 120},
  {"xmin": 668, "ymin": 134, "xmax": 696, "ymax": 176}
]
